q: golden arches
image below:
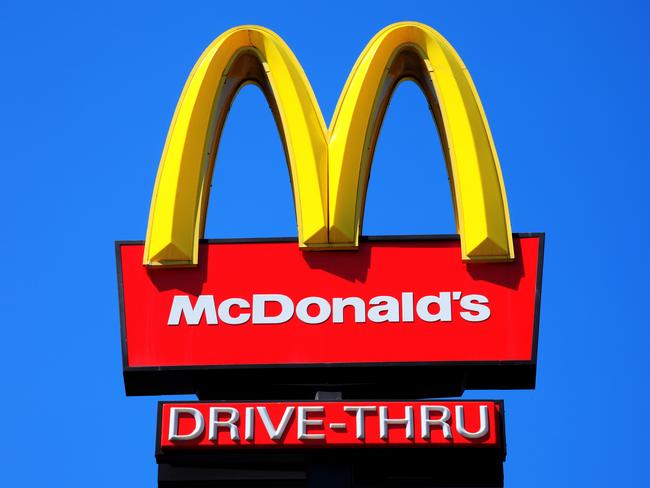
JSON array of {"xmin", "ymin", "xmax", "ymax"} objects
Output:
[{"xmin": 144, "ymin": 22, "xmax": 513, "ymax": 266}]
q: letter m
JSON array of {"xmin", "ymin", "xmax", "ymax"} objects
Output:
[{"xmin": 168, "ymin": 295, "xmax": 217, "ymax": 325}]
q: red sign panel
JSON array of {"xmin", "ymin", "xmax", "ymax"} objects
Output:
[
  {"xmin": 117, "ymin": 235, "xmax": 543, "ymax": 395},
  {"xmin": 158, "ymin": 400, "xmax": 502, "ymax": 451}
]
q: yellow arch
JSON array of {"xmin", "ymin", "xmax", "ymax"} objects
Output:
[
  {"xmin": 144, "ymin": 22, "xmax": 513, "ymax": 266},
  {"xmin": 329, "ymin": 22, "xmax": 513, "ymax": 261},
  {"xmin": 144, "ymin": 26, "xmax": 329, "ymax": 266}
]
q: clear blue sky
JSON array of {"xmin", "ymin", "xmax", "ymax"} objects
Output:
[{"xmin": 1, "ymin": 0, "xmax": 648, "ymax": 485}]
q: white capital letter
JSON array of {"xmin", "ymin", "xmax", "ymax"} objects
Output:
[
  {"xmin": 244, "ymin": 406, "xmax": 255, "ymax": 441},
  {"xmin": 252, "ymin": 294, "xmax": 294, "ymax": 324},
  {"xmin": 208, "ymin": 407, "xmax": 240, "ymax": 441},
  {"xmin": 168, "ymin": 407, "xmax": 205, "ymax": 441},
  {"xmin": 344, "ymin": 405, "xmax": 376, "ymax": 440},
  {"xmin": 297, "ymin": 406, "xmax": 325, "ymax": 440},
  {"xmin": 168, "ymin": 295, "xmax": 217, "ymax": 325},
  {"xmin": 379, "ymin": 406, "xmax": 414, "ymax": 440},
  {"xmin": 420, "ymin": 406, "xmax": 452, "ymax": 439},
  {"xmin": 455, "ymin": 405, "xmax": 489, "ymax": 439},
  {"xmin": 257, "ymin": 406, "xmax": 295, "ymax": 440}
]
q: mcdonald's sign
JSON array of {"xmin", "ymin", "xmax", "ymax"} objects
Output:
[
  {"xmin": 156, "ymin": 400, "xmax": 507, "ymax": 486},
  {"xmin": 117, "ymin": 23, "xmax": 543, "ymax": 397},
  {"xmin": 156, "ymin": 400, "xmax": 504, "ymax": 449}
]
